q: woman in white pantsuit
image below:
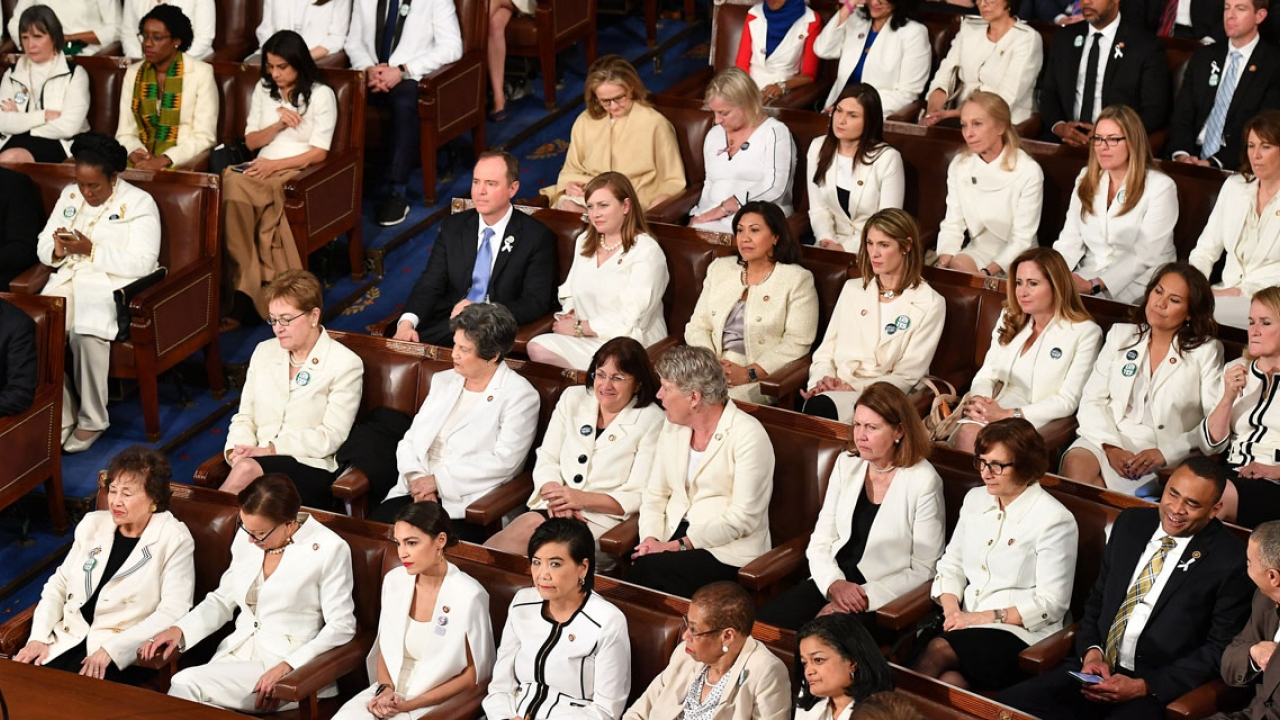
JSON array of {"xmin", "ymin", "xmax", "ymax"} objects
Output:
[
  {"xmin": 334, "ymin": 502, "xmax": 494, "ymax": 720},
  {"xmin": 147, "ymin": 475, "xmax": 356, "ymax": 713},
  {"xmin": 528, "ymin": 172, "xmax": 669, "ymax": 370},
  {"xmin": 812, "ymin": 0, "xmax": 931, "ymax": 116}
]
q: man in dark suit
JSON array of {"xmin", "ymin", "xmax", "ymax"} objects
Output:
[
  {"xmin": 1130, "ymin": 0, "xmax": 1225, "ymax": 41},
  {"xmin": 1212, "ymin": 520, "xmax": 1280, "ymax": 720},
  {"xmin": 392, "ymin": 150, "xmax": 557, "ymax": 347},
  {"xmin": 0, "ymin": 296, "xmax": 37, "ymax": 416},
  {"xmin": 1039, "ymin": 0, "xmax": 1172, "ymax": 146},
  {"xmin": 0, "ymin": 167, "xmax": 42, "ymax": 291},
  {"xmin": 1170, "ymin": 0, "xmax": 1280, "ymax": 170},
  {"xmin": 998, "ymin": 458, "xmax": 1253, "ymax": 719}
]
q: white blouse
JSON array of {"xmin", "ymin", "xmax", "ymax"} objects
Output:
[
  {"xmin": 247, "ymin": 80, "xmax": 338, "ymax": 160},
  {"xmin": 558, "ymin": 232, "xmax": 669, "ymax": 346},
  {"xmin": 935, "ymin": 147, "xmax": 1043, "ymax": 273},
  {"xmin": 258, "ymin": 0, "xmax": 353, "ymax": 56},
  {"xmin": 691, "ymin": 117, "xmax": 796, "ymax": 233}
]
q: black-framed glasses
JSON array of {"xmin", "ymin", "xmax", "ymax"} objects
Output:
[
  {"xmin": 266, "ymin": 312, "xmax": 306, "ymax": 328},
  {"xmin": 237, "ymin": 518, "xmax": 282, "ymax": 544},
  {"xmin": 596, "ymin": 93, "xmax": 630, "ymax": 107},
  {"xmin": 1090, "ymin": 135, "xmax": 1126, "ymax": 148},
  {"xmin": 972, "ymin": 457, "xmax": 1016, "ymax": 476},
  {"xmin": 681, "ymin": 616, "xmax": 724, "ymax": 638},
  {"xmin": 137, "ymin": 32, "xmax": 173, "ymax": 45}
]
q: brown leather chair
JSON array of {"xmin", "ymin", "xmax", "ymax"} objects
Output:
[
  {"xmin": 6, "ymin": 164, "xmax": 226, "ymax": 442},
  {"xmin": 0, "ymin": 0, "xmax": 16, "ymax": 54},
  {"xmin": 0, "ymin": 292, "xmax": 67, "ymax": 533},
  {"xmin": 209, "ymin": 0, "xmax": 264, "ymax": 61},
  {"xmin": 505, "ymin": 0, "xmax": 598, "ymax": 109},
  {"xmin": 417, "ymin": 0, "xmax": 488, "ymax": 206},
  {"xmin": 1, "ymin": 55, "xmax": 130, "ymax": 136},
  {"xmin": 647, "ymin": 96, "xmax": 716, "ymax": 225}
]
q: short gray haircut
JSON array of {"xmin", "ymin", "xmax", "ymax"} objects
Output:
[
  {"xmin": 449, "ymin": 303, "xmax": 517, "ymax": 361},
  {"xmin": 656, "ymin": 345, "xmax": 728, "ymax": 406},
  {"xmin": 1253, "ymin": 521, "xmax": 1280, "ymax": 569}
]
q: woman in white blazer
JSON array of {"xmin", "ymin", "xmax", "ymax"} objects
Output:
[
  {"xmin": 1189, "ymin": 113, "xmax": 1280, "ymax": 329},
  {"xmin": 1063, "ymin": 263, "xmax": 1223, "ymax": 495},
  {"xmin": 803, "ymin": 208, "xmax": 946, "ymax": 423},
  {"xmin": 793, "ymin": 614, "xmax": 895, "ymax": 720},
  {"xmin": 335, "ymin": 502, "xmax": 495, "ymax": 720},
  {"xmin": 221, "ymin": 271, "xmax": 364, "ymax": 508},
  {"xmin": 12, "ymin": 447, "xmax": 194, "ymax": 683},
  {"xmin": 529, "ymin": 173, "xmax": 670, "ymax": 370},
  {"xmin": 1053, "ymin": 105, "xmax": 1178, "ymax": 305},
  {"xmin": 629, "ymin": 346, "xmax": 775, "ymax": 599},
  {"xmin": 733, "ymin": 0, "xmax": 822, "ymax": 101},
  {"xmin": 757, "ymin": 383, "xmax": 944, "ymax": 631},
  {"xmin": 806, "ymin": 84, "xmax": 904, "ymax": 253},
  {"xmin": 37, "ymin": 134, "xmax": 161, "ymax": 454},
  {"xmin": 257, "ymin": 0, "xmax": 352, "ymax": 60},
  {"xmin": 7, "ymin": 0, "xmax": 119, "ymax": 55},
  {"xmin": 148, "ymin": 475, "xmax": 357, "ymax": 713},
  {"xmin": 948, "ymin": 247, "xmax": 1102, "ymax": 453},
  {"xmin": 0, "ymin": 7, "xmax": 90, "ymax": 163},
  {"xmin": 487, "ymin": 338, "xmax": 665, "ymax": 562},
  {"xmin": 934, "ymin": 92, "xmax": 1043, "ymax": 276},
  {"xmin": 116, "ymin": 7, "xmax": 218, "ymax": 171},
  {"xmin": 813, "ymin": 0, "xmax": 931, "ymax": 116},
  {"xmin": 920, "ymin": 8, "xmax": 1041, "ymax": 127},
  {"xmin": 916, "ymin": 419, "xmax": 1078, "ymax": 691},
  {"xmin": 685, "ymin": 201, "xmax": 819, "ymax": 405},
  {"xmin": 374, "ymin": 303, "xmax": 539, "ymax": 539},
  {"xmin": 485, "ymin": 519, "xmax": 632, "ymax": 720},
  {"xmin": 121, "ymin": 0, "xmax": 216, "ymax": 59}
]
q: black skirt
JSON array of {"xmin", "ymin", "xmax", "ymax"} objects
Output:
[{"xmin": 939, "ymin": 626, "xmax": 1030, "ymax": 690}]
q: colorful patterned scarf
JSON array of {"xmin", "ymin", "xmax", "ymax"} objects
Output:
[{"xmin": 131, "ymin": 52, "xmax": 185, "ymax": 157}]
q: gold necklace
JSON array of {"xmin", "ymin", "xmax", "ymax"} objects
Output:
[{"xmin": 71, "ymin": 180, "xmax": 118, "ymax": 239}]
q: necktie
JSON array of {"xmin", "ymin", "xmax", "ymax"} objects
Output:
[
  {"xmin": 1202, "ymin": 50, "xmax": 1242, "ymax": 160},
  {"xmin": 379, "ymin": 0, "xmax": 401, "ymax": 64},
  {"xmin": 1080, "ymin": 32, "xmax": 1102, "ymax": 125},
  {"xmin": 1158, "ymin": 0, "xmax": 1179, "ymax": 37},
  {"xmin": 1067, "ymin": 0, "xmax": 1081, "ymax": 18},
  {"xmin": 468, "ymin": 227, "xmax": 495, "ymax": 303},
  {"xmin": 1104, "ymin": 536, "xmax": 1176, "ymax": 668}
]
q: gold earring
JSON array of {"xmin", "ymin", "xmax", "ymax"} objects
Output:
[{"xmin": 149, "ymin": 503, "xmax": 157, "ymax": 512}]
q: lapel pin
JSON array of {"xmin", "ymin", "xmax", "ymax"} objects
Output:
[
  {"xmin": 1075, "ymin": 35, "xmax": 1083, "ymax": 48},
  {"xmin": 311, "ymin": 357, "xmax": 319, "ymax": 364},
  {"xmin": 1007, "ymin": 538, "xmax": 1015, "ymax": 546},
  {"xmin": 860, "ymin": 309, "xmax": 867, "ymax": 316},
  {"xmin": 1193, "ymin": 550, "xmax": 1202, "ymax": 558},
  {"xmin": 437, "ymin": 615, "xmax": 448, "ymax": 626},
  {"xmin": 487, "ymin": 395, "xmax": 494, "ymax": 402},
  {"xmin": 1251, "ymin": 65, "xmax": 1258, "ymax": 72},
  {"xmin": 443, "ymin": 606, "xmax": 451, "ymax": 613},
  {"xmin": 1050, "ymin": 347, "xmax": 1063, "ymax": 359},
  {"xmin": 580, "ymin": 425, "xmax": 593, "ymax": 436},
  {"xmin": 569, "ymin": 634, "xmax": 576, "ymax": 642},
  {"xmin": 1177, "ymin": 557, "xmax": 1197, "ymax": 571},
  {"xmin": 714, "ymin": 433, "xmax": 723, "ymax": 441},
  {"xmin": 608, "ymin": 434, "xmax": 616, "ymax": 441},
  {"xmin": 857, "ymin": 180, "xmax": 864, "ymax": 186},
  {"xmin": 1114, "ymin": 44, "xmax": 1124, "ymax": 60}
]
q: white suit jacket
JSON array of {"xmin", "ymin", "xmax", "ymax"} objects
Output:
[
  {"xmin": 528, "ymin": 387, "xmax": 665, "ymax": 534},
  {"xmin": 807, "ymin": 280, "xmax": 946, "ymax": 395},
  {"xmin": 258, "ymin": 0, "xmax": 352, "ymax": 56},
  {"xmin": 970, "ymin": 310, "xmax": 1102, "ymax": 428},
  {"xmin": 0, "ymin": 53, "xmax": 90, "ymax": 153},
  {"xmin": 37, "ymin": 179, "xmax": 161, "ymax": 341},
  {"xmin": 639, "ymin": 400, "xmax": 775, "ymax": 568},
  {"xmin": 926, "ymin": 17, "xmax": 1042, "ymax": 125},
  {"xmin": 1076, "ymin": 323, "xmax": 1223, "ymax": 463},
  {"xmin": 805, "ymin": 138, "xmax": 905, "ymax": 252},
  {"xmin": 386, "ymin": 362, "xmax": 540, "ymax": 518},
  {"xmin": 1053, "ymin": 167, "xmax": 1179, "ymax": 304},
  {"xmin": 621, "ymin": 637, "xmax": 791, "ymax": 720},
  {"xmin": 806, "ymin": 456, "xmax": 945, "ymax": 610},
  {"xmin": 346, "ymin": 0, "xmax": 462, "ymax": 78},
  {"xmin": 121, "ymin": 0, "xmax": 216, "ymax": 59},
  {"xmin": 116, "ymin": 54, "xmax": 218, "ymax": 167},
  {"xmin": 930, "ymin": 483, "xmax": 1079, "ymax": 645},
  {"xmin": 366, "ymin": 564, "xmax": 494, "ymax": 719},
  {"xmin": 1190, "ymin": 174, "xmax": 1280, "ymax": 296},
  {"xmin": 226, "ymin": 329, "xmax": 364, "ymax": 472},
  {"xmin": 174, "ymin": 515, "xmax": 356, "ymax": 670},
  {"xmin": 935, "ymin": 147, "xmax": 1043, "ymax": 271},
  {"xmin": 8, "ymin": 0, "xmax": 120, "ymax": 52},
  {"xmin": 813, "ymin": 11, "xmax": 931, "ymax": 114},
  {"xmin": 29, "ymin": 510, "xmax": 194, "ymax": 670},
  {"xmin": 740, "ymin": 3, "xmax": 820, "ymax": 87}
]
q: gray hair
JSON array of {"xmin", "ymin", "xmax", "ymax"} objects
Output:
[
  {"xmin": 655, "ymin": 345, "xmax": 728, "ymax": 406},
  {"xmin": 449, "ymin": 303, "xmax": 517, "ymax": 361},
  {"xmin": 1254, "ymin": 521, "xmax": 1280, "ymax": 570}
]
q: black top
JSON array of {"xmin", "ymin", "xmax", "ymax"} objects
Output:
[
  {"xmin": 834, "ymin": 484, "xmax": 881, "ymax": 585},
  {"xmin": 836, "ymin": 186, "xmax": 852, "ymax": 219},
  {"xmin": 80, "ymin": 530, "xmax": 141, "ymax": 625}
]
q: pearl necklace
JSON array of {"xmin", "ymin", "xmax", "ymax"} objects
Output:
[
  {"xmin": 266, "ymin": 536, "xmax": 294, "ymax": 555},
  {"xmin": 288, "ymin": 354, "xmax": 306, "ymax": 368},
  {"xmin": 598, "ymin": 237, "xmax": 623, "ymax": 253},
  {"xmin": 741, "ymin": 264, "xmax": 775, "ymax": 288},
  {"xmin": 868, "ymin": 462, "xmax": 896, "ymax": 473}
]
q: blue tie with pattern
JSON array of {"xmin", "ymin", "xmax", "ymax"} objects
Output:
[
  {"xmin": 1202, "ymin": 50, "xmax": 1241, "ymax": 161},
  {"xmin": 468, "ymin": 227, "xmax": 495, "ymax": 303}
]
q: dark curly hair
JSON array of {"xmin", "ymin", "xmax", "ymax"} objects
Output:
[
  {"xmin": 1127, "ymin": 262, "xmax": 1217, "ymax": 354},
  {"xmin": 794, "ymin": 614, "xmax": 894, "ymax": 709},
  {"xmin": 102, "ymin": 446, "xmax": 173, "ymax": 512},
  {"xmin": 71, "ymin": 132, "xmax": 129, "ymax": 176},
  {"xmin": 140, "ymin": 4, "xmax": 194, "ymax": 52}
]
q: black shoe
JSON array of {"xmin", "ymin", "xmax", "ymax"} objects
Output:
[{"xmin": 376, "ymin": 193, "xmax": 410, "ymax": 226}]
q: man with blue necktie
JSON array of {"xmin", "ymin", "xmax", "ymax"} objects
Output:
[{"xmin": 393, "ymin": 151, "xmax": 557, "ymax": 346}]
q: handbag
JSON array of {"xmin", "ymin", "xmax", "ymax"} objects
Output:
[
  {"xmin": 113, "ymin": 267, "xmax": 168, "ymax": 341},
  {"xmin": 209, "ymin": 139, "xmax": 253, "ymax": 175},
  {"xmin": 921, "ymin": 377, "xmax": 962, "ymax": 442}
]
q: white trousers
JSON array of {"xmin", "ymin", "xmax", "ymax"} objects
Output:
[
  {"xmin": 169, "ymin": 660, "xmax": 300, "ymax": 713},
  {"xmin": 63, "ymin": 331, "xmax": 111, "ymax": 432}
]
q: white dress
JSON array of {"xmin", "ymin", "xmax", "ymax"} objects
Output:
[
  {"xmin": 527, "ymin": 232, "xmax": 669, "ymax": 369},
  {"xmin": 690, "ymin": 117, "xmax": 796, "ymax": 233}
]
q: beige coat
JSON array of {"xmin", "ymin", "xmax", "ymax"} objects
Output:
[
  {"xmin": 622, "ymin": 637, "xmax": 791, "ymax": 720},
  {"xmin": 116, "ymin": 54, "xmax": 218, "ymax": 167}
]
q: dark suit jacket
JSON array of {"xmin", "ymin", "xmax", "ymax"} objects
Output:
[
  {"xmin": 1039, "ymin": 18, "xmax": 1172, "ymax": 138},
  {"xmin": 1074, "ymin": 507, "xmax": 1252, "ymax": 702},
  {"xmin": 0, "ymin": 168, "xmax": 42, "ymax": 291},
  {"xmin": 399, "ymin": 207, "xmax": 557, "ymax": 345},
  {"xmin": 1169, "ymin": 40, "xmax": 1280, "ymax": 170},
  {"xmin": 0, "ymin": 297, "xmax": 37, "ymax": 416},
  {"xmin": 1131, "ymin": 0, "xmax": 1225, "ymax": 42},
  {"xmin": 1220, "ymin": 589, "xmax": 1280, "ymax": 720}
]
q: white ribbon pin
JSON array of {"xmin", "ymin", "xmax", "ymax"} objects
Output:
[
  {"xmin": 1177, "ymin": 557, "xmax": 1196, "ymax": 571},
  {"xmin": 1113, "ymin": 44, "xmax": 1124, "ymax": 60},
  {"xmin": 502, "ymin": 236, "xmax": 515, "ymax": 253}
]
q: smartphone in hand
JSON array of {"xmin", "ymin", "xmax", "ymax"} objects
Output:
[{"xmin": 1068, "ymin": 671, "xmax": 1104, "ymax": 685}]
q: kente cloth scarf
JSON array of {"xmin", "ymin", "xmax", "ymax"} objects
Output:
[
  {"xmin": 131, "ymin": 52, "xmax": 185, "ymax": 157},
  {"xmin": 763, "ymin": 0, "xmax": 806, "ymax": 57}
]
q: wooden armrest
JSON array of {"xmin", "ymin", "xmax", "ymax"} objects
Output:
[
  {"xmin": 768, "ymin": 82, "xmax": 827, "ymax": 112},
  {"xmin": 331, "ymin": 468, "xmax": 370, "ymax": 502},
  {"xmin": 415, "ymin": 680, "xmax": 488, "ymax": 720},
  {"xmin": 757, "ymin": 356, "xmax": 812, "ymax": 398},
  {"xmin": 737, "ymin": 535, "xmax": 809, "ymax": 591},
  {"xmin": 1164, "ymin": 679, "xmax": 1252, "ymax": 720},
  {"xmin": 0, "ymin": 605, "xmax": 35, "ymax": 656},
  {"xmin": 874, "ymin": 581, "xmax": 934, "ymax": 631},
  {"xmin": 92, "ymin": 42, "xmax": 122, "ymax": 56},
  {"xmin": 598, "ymin": 516, "xmax": 640, "ymax": 558},
  {"xmin": 1018, "ymin": 623, "xmax": 1078, "ymax": 676},
  {"xmin": 888, "ymin": 100, "xmax": 925, "ymax": 123},
  {"xmin": 512, "ymin": 314, "xmax": 555, "ymax": 356},
  {"xmin": 315, "ymin": 51, "xmax": 348, "ymax": 68},
  {"xmin": 135, "ymin": 645, "xmax": 181, "ymax": 670},
  {"xmin": 192, "ymin": 453, "xmax": 229, "ymax": 489},
  {"xmin": 465, "ymin": 475, "xmax": 535, "ymax": 528},
  {"xmin": 1015, "ymin": 114, "xmax": 1043, "ymax": 139},
  {"xmin": 173, "ymin": 150, "xmax": 211, "ymax": 172},
  {"xmin": 9, "ymin": 264, "xmax": 51, "ymax": 295},
  {"xmin": 657, "ymin": 69, "xmax": 715, "ymax": 99},
  {"xmin": 646, "ymin": 336, "xmax": 681, "ymax": 362},
  {"xmin": 646, "ymin": 186, "xmax": 703, "ymax": 226},
  {"xmin": 273, "ymin": 632, "xmax": 374, "ymax": 702},
  {"xmin": 1039, "ymin": 416, "xmax": 1080, "ymax": 455}
]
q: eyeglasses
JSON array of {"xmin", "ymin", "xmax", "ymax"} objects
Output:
[
  {"xmin": 972, "ymin": 457, "xmax": 1016, "ymax": 476},
  {"xmin": 590, "ymin": 371, "xmax": 633, "ymax": 384},
  {"xmin": 266, "ymin": 312, "xmax": 307, "ymax": 327},
  {"xmin": 137, "ymin": 32, "xmax": 173, "ymax": 45},
  {"xmin": 596, "ymin": 94, "xmax": 630, "ymax": 107},
  {"xmin": 237, "ymin": 518, "xmax": 282, "ymax": 544},
  {"xmin": 680, "ymin": 616, "xmax": 724, "ymax": 638},
  {"xmin": 1090, "ymin": 135, "xmax": 1126, "ymax": 148}
]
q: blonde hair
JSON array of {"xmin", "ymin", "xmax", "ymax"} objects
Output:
[
  {"xmin": 1078, "ymin": 105, "xmax": 1152, "ymax": 219},
  {"xmin": 961, "ymin": 91, "xmax": 1023, "ymax": 172},
  {"xmin": 580, "ymin": 172, "xmax": 652, "ymax": 257},
  {"xmin": 1246, "ymin": 287, "xmax": 1280, "ymax": 361},
  {"xmin": 856, "ymin": 208, "xmax": 925, "ymax": 290},
  {"xmin": 583, "ymin": 55, "xmax": 649, "ymax": 120},
  {"xmin": 704, "ymin": 67, "xmax": 766, "ymax": 127},
  {"xmin": 997, "ymin": 248, "xmax": 1092, "ymax": 345}
]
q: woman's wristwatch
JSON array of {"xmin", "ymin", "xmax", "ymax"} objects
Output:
[{"xmin": 993, "ymin": 608, "xmax": 1006, "ymax": 624}]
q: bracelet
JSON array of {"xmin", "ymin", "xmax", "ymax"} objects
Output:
[
  {"xmin": 574, "ymin": 319, "xmax": 584, "ymax": 338},
  {"xmin": 775, "ymin": 80, "xmax": 788, "ymax": 96},
  {"xmin": 842, "ymin": 0, "xmax": 858, "ymax": 12},
  {"xmin": 980, "ymin": 268, "xmax": 991, "ymax": 276}
]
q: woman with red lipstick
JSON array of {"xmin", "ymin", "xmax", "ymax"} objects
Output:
[
  {"xmin": 1063, "ymin": 263, "xmax": 1222, "ymax": 495},
  {"xmin": 528, "ymin": 172, "xmax": 669, "ymax": 370},
  {"xmin": 334, "ymin": 502, "xmax": 494, "ymax": 720},
  {"xmin": 11, "ymin": 447, "xmax": 194, "ymax": 684},
  {"xmin": 946, "ymin": 247, "xmax": 1101, "ymax": 454}
]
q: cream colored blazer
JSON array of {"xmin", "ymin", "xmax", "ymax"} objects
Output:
[
  {"xmin": 116, "ymin": 54, "xmax": 218, "ymax": 167},
  {"xmin": 1190, "ymin": 174, "xmax": 1280, "ymax": 297},
  {"xmin": 622, "ymin": 637, "xmax": 791, "ymax": 720}
]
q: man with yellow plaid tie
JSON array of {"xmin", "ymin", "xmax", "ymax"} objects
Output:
[{"xmin": 999, "ymin": 458, "xmax": 1252, "ymax": 719}]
